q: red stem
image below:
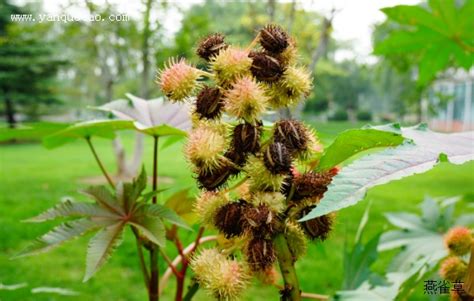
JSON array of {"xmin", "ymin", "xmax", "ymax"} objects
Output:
[{"xmin": 174, "ymin": 227, "xmax": 205, "ymax": 301}]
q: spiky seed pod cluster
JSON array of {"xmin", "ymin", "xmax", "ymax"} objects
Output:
[
  {"xmin": 191, "ymin": 248, "xmax": 250, "ymax": 301},
  {"xmin": 444, "ymin": 226, "xmax": 473, "ymax": 256},
  {"xmin": 439, "ymin": 256, "xmax": 468, "ymax": 282},
  {"xmin": 170, "ymin": 25, "xmax": 338, "ymax": 296}
]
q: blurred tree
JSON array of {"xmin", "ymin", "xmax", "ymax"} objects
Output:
[
  {"xmin": 0, "ymin": 0, "xmax": 65, "ymax": 127},
  {"xmin": 305, "ymin": 60, "xmax": 371, "ymax": 121}
]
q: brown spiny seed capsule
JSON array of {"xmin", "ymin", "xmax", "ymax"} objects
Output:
[
  {"xmin": 243, "ymin": 204, "xmax": 275, "ymax": 237},
  {"xmin": 196, "ymin": 33, "xmax": 228, "ymax": 61},
  {"xmin": 259, "ymin": 24, "xmax": 289, "ymax": 54},
  {"xmin": 292, "ymin": 171, "xmax": 334, "ymax": 201},
  {"xmin": 197, "ymin": 167, "xmax": 231, "ymax": 191},
  {"xmin": 231, "ymin": 122, "xmax": 262, "ymax": 154},
  {"xmin": 196, "ymin": 86, "xmax": 224, "ymax": 119},
  {"xmin": 299, "ymin": 207, "xmax": 334, "ymax": 240},
  {"xmin": 249, "ymin": 51, "xmax": 284, "ymax": 82},
  {"xmin": 263, "ymin": 142, "xmax": 292, "ymax": 175},
  {"xmin": 224, "ymin": 148, "xmax": 247, "ymax": 168},
  {"xmin": 273, "ymin": 119, "xmax": 309, "ymax": 154},
  {"xmin": 214, "ymin": 201, "xmax": 248, "ymax": 238},
  {"xmin": 246, "ymin": 238, "xmax": 276, "ymax": 271}
]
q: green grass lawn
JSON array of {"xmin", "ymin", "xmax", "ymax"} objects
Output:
[{"xmin": 1, "ymin": 121, "xmax": 472, "ymax": 300}]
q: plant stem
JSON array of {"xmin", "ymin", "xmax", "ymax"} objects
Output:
[
  {"xmin": 174, "ymin": 227, "xmax": 205, "ymax": 301},
  {"xmin": 159, "ymin": 235, "xmax": 217, "ymax": 296},
  {"xmin": 149, "ymin": 136, "xmax": 160, "ymax": 301},
  {"xmin": 183, "ymin": 281, "xmax": 199, "ymax": 301},
  {"xmin": 132, "ymin": 227, "xmax": 150, "ymax": 287},
  {"xmin": 464, "ymin": 243, "xmax": 474, "ymax": 295},
  {"xmin": 85, "ymin": 137, "xmax": 115, "ymax": 189},
  {"xmin": 274, "ymin": 233, "xmax": 301, "ymax": 301}
]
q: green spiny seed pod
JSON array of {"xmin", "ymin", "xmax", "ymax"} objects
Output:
[
  {"xmin": 243, "ymin": 204, "xmax": 275, "ymax": 237},
  {"xmin": 299, "ymin": 206, "xmax": 334, "ymax": 240},
  {"xmin": 245, "ymin": 156, "xmax": 285, "ymax": 192},
  {"xmin": 292, "ymin": 171, "xmax": 334, "ymax": 201},
  {"xmin": 259, "ymin": 24, "xmax": 289, "ymax": 54},
  {"xmin": 273, "ymin": 119, "xmax": 309, "ymax": 155},
  {"xmin": 246, "ymin": 238, "xmax": 276, "ymax": 272},
  {"xmin": 263, "ymin": 142, "xmax": 292, "ymax": 175},
  {"xmin": 439, "ymin": 256, "xmax": 468, "ymax": 282},
  {"xmin": 214, "ymin": 201, "xmax": 249, "ymax": 238},
  {"xmin": 196, "ymin": 33, "xmax": 228, "ymax": 61},
  {"xmin": 231, "ymin": 122, "xmax": 262, "ymax": 154},
  {"xmin": 185, "ymin": 123, "xmax": 227, "ymax": 172},
  {"xmin": 285, "ymin": 221, "xmax": 307, "ymax": 260},
  {"xmin": 211, "ymin": 47, "xmax": 252, "ymax": 87},
  {"xmin": 195, "ymin": 191, "xmax": 229, "ymax": 226},
  {"xmin": 191, "ymin": 248, "xmax": 250, "ymax": 301},
  {"xmin": 249, "ymin": 51, "xmax": 284, "ymax": 82},
  {"xmin": 196, "ymin": 86, "xmax": 224, "ymax": 120},
  {"xmin": 251, "ymin": 191, "xmax": 286, "ymax": 213},
  {"xmin": 197, "ymin": 166, "xmax": 232, "ymax": 191}
]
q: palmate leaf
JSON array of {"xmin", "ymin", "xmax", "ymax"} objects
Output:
[
  {"xmin": 42, "ymin": 120, "xmax": 134, "ymax": 149},
  {"xmin": 81, "ymin": 186, "xmax": 124, "ymax": 216},
  {"xmin": 130, "ymin": 217, "xmax": 166, "ymax": 247},
  {"xmin": 15, "ymin": 219, "xmax": 114, "ymax": 258},
  {"xmin": 84, "ymin": 222, "xmax": 125, "ymax": 282},
  {"xmin": 301, "ymin": 125, "xmax": 474, "ymax": 221},
  {"xmin": 25, "ymin": 199, "xmax": 115, "ymax": 222},
  {"xmin": 377, "ymin": 197, "xmax": 464, "ymax": 273},
  {"xmin": 317, "ymin": 125, "xmax": 404, "ymax": 171},
  {"xmin": 96, "ymin": 93, "xmax": 192, "ymax": 137},
  {"xmin": 145, "ymin": 204, "xmax": 192, "ymax": 231}
]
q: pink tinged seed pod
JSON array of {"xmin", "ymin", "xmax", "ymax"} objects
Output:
[
  {"xmin": 224, "ymin": 76, "xmax": 268, "ymax": 124},
  {"xmin": 444, "ymin": 226, "xmax": 473, "ymax": 256},
  {"xmin": 158, "ymin": 58, "xmax": 202, "ymax": 102}
]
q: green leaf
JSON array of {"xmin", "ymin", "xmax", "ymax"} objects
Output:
[
  {"xmin": 25, "ymin": 199, "xmax": 115, "ymax": 222},
  {"xmin": 418, "ymin": 45, "xmax": 452, "ymax": 85},
  {"xmin": 0, "ymin": 122, "xmax": 69, "ymax": 142},
  {"xmin": 84, "ymin": 222, "xmax": 125, "ymax": 282},
  {"xmin": 145, "ymin": 204, "xmax": 192, "ymax": 231},
  {"xmin": 130, "ymin": 217, "xmax": 166, "ymax": 247},
  {"xmin": 136, "ymin": 124, "xmax": 187, "ymax": 137},
  {"xmin": 317, "ymin": 127, "xmax": 404, "ymax": 171},
  {"xmin": 81, "ymin": 186, "xmax": 124, "ymax": 216},
  {"xmin": 381, "ymin": 5, "xmax": 448, "ymax": 35},
  {"xmin": 165, "ymin": 189, "xmax": 198, "ymax": 225},
  {"xmin": 300, "ymin": 126, "xmax": 474, "ymax": 221},
  {"xmin": 15, "ymin": 219, "xmax": 109, "ymax": 258},
  {"xmin": 343, "ymin": 232, "xmax": 381, "ymax": 290},
  {"xmin": 42, "ymin": 120, "xmax": 134, "ymax": 149},
  {"xmin": 373, "ymin": 28, "xmax": 445, "ymax": 55},
  {"xmin": 141, "ymin": 188, "xmax": 169, "ymax": 203},
  {"xmin": 384, "ymin": 212, "xmax": 424, "ymax": 230}
]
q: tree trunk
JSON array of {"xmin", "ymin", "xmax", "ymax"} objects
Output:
[
  {"xmin": 4, "ymin": 93, "xmax": 16, "ymax": 128},
  {"xmin": 292, "ymin": 11, "xmax": 335, "ymax": 119}
]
